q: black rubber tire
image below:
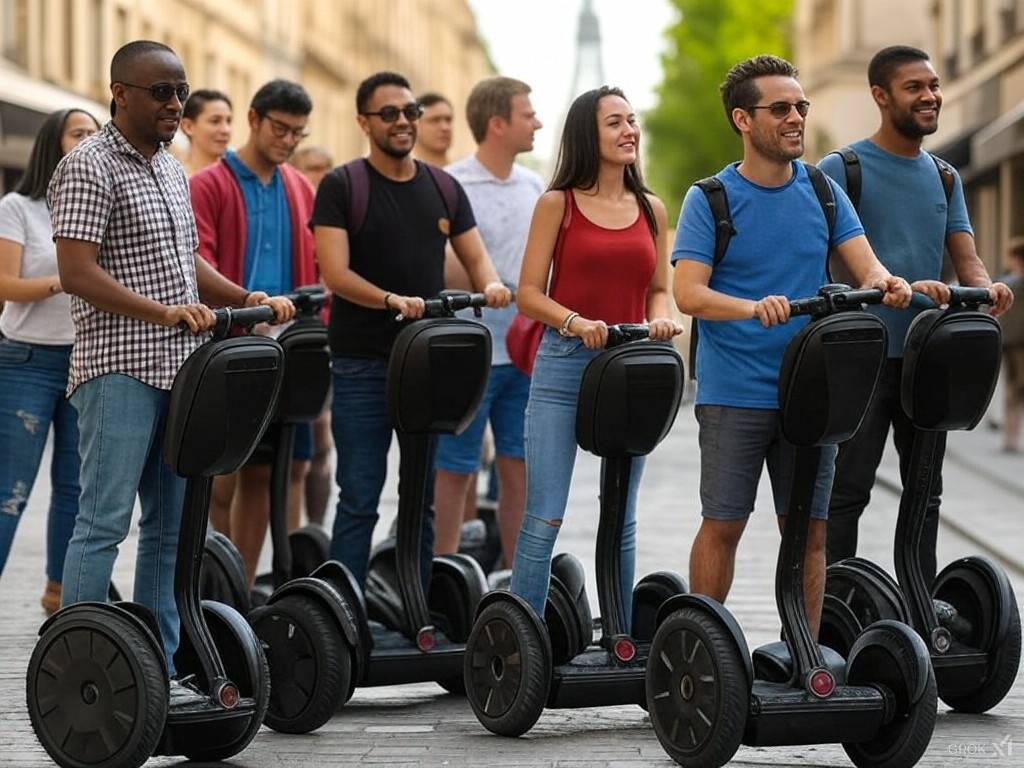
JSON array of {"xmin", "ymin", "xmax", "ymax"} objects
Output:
[
  {"xmin": 632, "ymin": 571, "xmax": 688, "ymax": 644},
  {"xmin": 842, "ymin": 620, "xmax": 937, "ymax": 768},
  {"xmin": 178, "ymin": 601, "xmax": 270, "ymax": 761},
  {"xmin": 645, "ymin": 605, "xmax": 748, "ymax": 768},
  {"xmin": 289, "ymin": 525, "xmax": 330, "ymax": 578},
  {"xmin": 932, "ymin": 558, "xmax": 1022, "ymax": 713},
  {"xmin": 464, "ymin": 599, "xmax": 551, "ymax": 737},
  {"xmin": 27, "ymin": 608, "xmax": 168, "ymax": 768},
  {"xmin": 824, "ymin": 560, "xmax": 909, "ymax": 643},
  {"xmin": 249, "ymin": 593, "xmax": 350, "ymax": 733},
  {"xmin": 819, "ymin": 593, "xmax": 865, "ymax": 659},
  {"xmin": 199, "ymin": 531, "xmax": 250, "ymax": 613}
]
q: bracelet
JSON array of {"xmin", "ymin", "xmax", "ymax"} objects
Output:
[
  {"xmin": 558, "ymin": 311, "xmax": 579, "ymax": 337},
  {"xmin": 242, "ymin": 291, "xmax": 253, "ymax": 306},
  {"xmin": 383, "ymin": 292, "xmax": 394, "ymax": 310}
]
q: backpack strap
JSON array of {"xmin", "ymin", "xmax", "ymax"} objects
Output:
[
  {"xmin": 342, "ymin": 159, "xmax": 461, "ymax": 237},
  {"xmin": 832, "ymin": 148, "xmax": 862, "ymax": 210},
  {"xmin": 342, "ymin": 158, "xmax": 370, "ymax": 237},
  {"xmin": 804, "ymin": 162, "xmax": 837, "ymax": 244},
  {"xmin": 929, "ymin": 153, "xmax": 955, "ymax": 204},
  {"xmin": 694, "ymin": 176, "xmax": 735, "ymax": 267}
]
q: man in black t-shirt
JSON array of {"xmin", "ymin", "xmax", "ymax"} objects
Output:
[{"xmin": 310, "ymin": 71, "xmax": 511, "ymax": 590}]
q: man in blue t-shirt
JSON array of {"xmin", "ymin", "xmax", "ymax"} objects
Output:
[
  {"xmin": 818, "ymin": 46, "xmax": 1013, "ymax": 584},
  {"xmin": 672, "ymin": 54, "xmax": 913, "ymax": 638}
]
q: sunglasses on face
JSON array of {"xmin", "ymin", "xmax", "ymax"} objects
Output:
[
  {"xmin": 261, "ymin": 114, "xmax": 310, "ymax": 142},
  {"xmin": 360, "ymin": 103, "xmax": 425, "ymax": 123},
  {"xmin": 119, "ymin": 81, "xmax": 190, "ymax": 103},
  {"xmin": 746, "ymin": 100, "xmax": 810, "ymax": 119}
]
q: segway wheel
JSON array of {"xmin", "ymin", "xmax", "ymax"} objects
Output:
[
  {"xmin": 819, "ymin": 594, "xmax": 865, "ymax": 659},
  {"xmin": 289, "ymin": 524, "xmax": 330, "ymax": 577},
  {"xmin": 632, "ymin": 571, "xmax": 688, "ymax": 644},
  {"xmin": 176, "ymin": 601, "xmax": 270, "ymax": 761},
  {"xmin": 464, "ymin": 599, "xmax": 551, "ymax": 737},
  {"xmin": 249, "ymin": 593, "xmax": 351, "ymax": 733},
  {"xmin": 824, "ymin": 560, "xmax": 909, "ymax": 645},
  {"xmin": 27, "ymin": 607, "xmax": 168, "ymax": 768},
  {"xmin": 932, "ymin": 557, "xmax": 1022, "ymax": 713},
  {"xmin": 199, "ymin": 531, "xmax": 250, "ymax": 613},
  {"xmin": 645, "ymin": 605, "xmax": 747, "ymax": 768},
  {"xmin": 842, "ymin": 620, "xmax": 937, "ymax": 768}
]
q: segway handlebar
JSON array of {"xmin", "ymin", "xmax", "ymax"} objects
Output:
[
  {"xmin": 789, "ymin": 284, "xmax": 885, "ymax": 319},
  {"xmin": 422, "ymin": 291, "xmax": 488, "ymax": 318},
  {"xmin": 605, "ymin": 323, "xmax": 651, "ymax": 348},
  {"xmin": 211, "ymin": 305, "xmax": 277, "ymax": 340},
  {"xmin": 285, "ymin": 284, "xmax": 329, "ymax": 316},
  {"xmin": 946, "ymin": 285, "xmax": 994, "ymax": 310}
]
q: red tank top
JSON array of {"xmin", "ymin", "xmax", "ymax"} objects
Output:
[{"xmin": 549, "ymin": 189, "xmax": 656, "ymax": 324}]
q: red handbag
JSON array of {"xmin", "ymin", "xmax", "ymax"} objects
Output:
[
  {"xmin": 505, "ymin": 191, "xmax": 573, "ymax": 377},
  {"xmin": 507, "ymin": 312, "xmax": 545, "ymax": 376}
]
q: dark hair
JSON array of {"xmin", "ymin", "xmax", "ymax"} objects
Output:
[
  {"xmin": 16, "ymin": 108, "xmax": 100, "ymax": 199},
  {"xmin": 251, "ymin": 79, "xmax": 312, "ymax": 117},
  {"xmin": 720, "ymin": 54, "xmax": 798, "ymax": 135},
  {"xmin": 868, "ymin": 45, "xmax": 931, "ymax": 90},
  {"xmin": 356, "ymin": 71, "xmax": 411, "ymax": 114},
  {"xmin": 110, "ymin": 40, "xmax": 176, "ymax": 83},
  {"xmin": 1007, "ymin": 236, "xmax": 1024, "ymax": 261},
  {"xmin": 465, "ymin": 77, "xmax": 531, "ymax": 144},
  {"xmin": 183, "ymin": 88, "xmax": 232, "ymax": 121},
  {"xmin": 549, "ymin": 86, "xmax": 656, "ymax": 237},
  {"xmin": 418, "ymin": 92, "xmax": 451, "ymax": 110}
]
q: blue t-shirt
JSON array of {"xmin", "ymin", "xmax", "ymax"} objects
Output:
[
  {"xmin": 817, "ymin": 140, "xmax": 972, "ymax": 356},
  {"xmin": 223, "ymin": 150, "xmax": 293, "ymax": 295},
  {"xmin": 672, "ymin": 161, "xmax": 863, "ymax": 408}
]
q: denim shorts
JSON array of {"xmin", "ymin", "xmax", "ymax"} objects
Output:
[
  {"xmin": 246, "ymin": 421, "xmax": 314, "ymax": 464},
  {"xmin": 696, "ymin": 404, "xmax": 837, "ymax": 521},
  {"xmin": 435, "ymin": 363, "xmax": 530, "ymax": 473}
]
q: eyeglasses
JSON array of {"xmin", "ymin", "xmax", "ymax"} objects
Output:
[
  {"xmin": 746, "ymin": 100, "xmax": 810, "ymax": 119},
  {"xmin": 360, "ymin": 103, "xmax": 425, "ymax": 123},
  {"xmin": 119, "ymin": 81, "xmax": 190, "ymax": 103},
  {"xmin": 261, "ymin": 114, "xmax": 310, "ymax": 142}
]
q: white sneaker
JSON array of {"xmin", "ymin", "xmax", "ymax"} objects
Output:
[{"xmin": 168, "ymin": 677, "xmax": 207, "ymax": 707}]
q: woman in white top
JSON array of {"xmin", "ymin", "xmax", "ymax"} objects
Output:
[
  {"xmin": 180, "ymin": 89, "xmax": 233, "ymax": 177},
  {"xmin": 0, "ymin": 107, "xmax": 99, "ymax": 613}
]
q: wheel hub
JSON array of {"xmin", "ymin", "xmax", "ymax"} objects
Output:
[
  {"xmin": 490, "ymin": 655, "xmax": 505, "ymax": 680},
  {"xmin": 679, "ymin": 673, "xmax": 694, "ymax": 701},
  {"xmin": 80, "ymin": 681, "xmax": 101, "ymax": 706}
]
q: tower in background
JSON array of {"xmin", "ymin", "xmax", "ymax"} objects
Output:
[{"xmin": 569, "ymin": 0, "xmax": 605, "ymax": 98}]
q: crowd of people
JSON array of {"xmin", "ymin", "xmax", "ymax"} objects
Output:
[{"xmin": 0, "ymin": 38, "xmax": 1018, "ymax": 706}]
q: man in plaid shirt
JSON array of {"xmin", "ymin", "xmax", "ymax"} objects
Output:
[{"xmin": 49, "ymin": 40, "xmax": 293, "ymax": 682}]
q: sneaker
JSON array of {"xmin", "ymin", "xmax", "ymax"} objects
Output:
[{"xmin": 168, "ymin": 677, "xmax": 207, "ymax": 707}]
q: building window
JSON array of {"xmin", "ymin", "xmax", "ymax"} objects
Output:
[{"xmin": 1, "ymin": 0, "xmax": 28, "ymax": 67}]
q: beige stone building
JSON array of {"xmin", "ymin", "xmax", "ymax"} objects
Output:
[
  {"xmin": 0, "ymin": 0, "xmax": 494, "ymax": 191},
  {"xmin": 795, "ymin": 0, "xmax": 1024, "ymax": 274}
]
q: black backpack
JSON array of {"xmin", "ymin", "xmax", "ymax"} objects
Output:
[
  {"xmin": 340, "ymin": 158, "xmax": 459, "ymax": 237},
  {"xmin": 686, "ymin": 162, "xmax": 837, "ymax": 379},
  {"xmin": 826, "ymin": 147, "xmax": 954, "ymax": 210}
]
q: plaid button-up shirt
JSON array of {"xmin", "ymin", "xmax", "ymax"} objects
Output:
[{"xmin": 49, "ymin": 122, "xmax": 203, "ymax": 395}]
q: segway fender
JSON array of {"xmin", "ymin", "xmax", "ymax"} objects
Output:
[
  {"xmin": 940, "ymin": 556, "xmax": 1016, "ymax": 650},
  {"xmin": 267, "ymin": 578, "xmax": 361, "ymax": 651},
  {"xmin": 859, "ymin": 619, "xmax": 933, "ymax": 705},
  {"xmin": 655, "ymin": 593, "xmax": 753, "ymax": 686},
  {"xmin": 39, "ymin": 601, "xmax": 170, "ymax": 679}
]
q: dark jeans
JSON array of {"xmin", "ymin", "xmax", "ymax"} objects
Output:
[{"xmin": 828, "ymin": 358, "xmax": 942, "ymax": 584}]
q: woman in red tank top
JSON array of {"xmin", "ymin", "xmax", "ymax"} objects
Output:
[{"xmin": 508, "ymin": 86, "xmax": 683, "ymax": 622}]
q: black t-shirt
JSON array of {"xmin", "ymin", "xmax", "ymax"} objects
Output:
[{"xmin": 311, "ymin": 160, "xmax": 476, "ymax": 358}]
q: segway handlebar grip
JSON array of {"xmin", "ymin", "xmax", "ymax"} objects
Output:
[
  {"xmin": 212, "ymin": 305, "xmax": 277, "ymax": 339},
  {"xmin": 422, "ymin": 291, "xmax": 488, "ymax": 318},
  {"xmin": 286, "ymin": 284, "xmax": 329, "ymax": 315},
  {"xmin": 947, "ymin": 285, "xmax": 994, "ymax": 310},
  {"xmin": 789, "ymin": 285, "xmax": 884, "ymax": 318},
  {"xmin": 605, "ymin": 323, "xmax": 650, "ymax": 348}
]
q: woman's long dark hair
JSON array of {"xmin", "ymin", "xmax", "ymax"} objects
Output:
[
  {"xmin": 15, "ymin": 108, "xmax": 100, "ymax": 200},
  {"xmin": 548, "ymin": 86, "xmax": 657, "ymax": 237}
]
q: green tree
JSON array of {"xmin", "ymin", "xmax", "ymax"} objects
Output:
[{"xmin": 644, "ymin": 0, "xmax": 794, "ymax": 218}]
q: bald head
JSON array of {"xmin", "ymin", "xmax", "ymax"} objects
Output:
[{"xmin": 110, "ymin": 40, "xmax": 177, "ymax": 84}]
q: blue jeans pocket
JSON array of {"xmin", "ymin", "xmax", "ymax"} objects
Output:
[{"xmin": 0, "ymin": 339, "xmax": 32, "ymax": 365}]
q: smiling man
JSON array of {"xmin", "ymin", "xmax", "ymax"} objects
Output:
[
  {"xmin": 189, "ymin": 79, "xmax": 319, "ymax": 586},
  {"xmin": 310, "ymin": 71, "xmax": 511, "ymax": 591},
  {"xmin": 49, "ymin": 41, "xmax": 294, "ymax": 692},
  {"xmin": 819, "ymin": 46, "xmax": 1013, "ymax": 582}
]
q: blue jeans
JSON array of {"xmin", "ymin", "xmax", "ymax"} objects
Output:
[
  {"xmin": 510, "ymin": 330, "xmax": 643, "ymax": 623},
  {"xmin": 435, "ymin": 363, "xmax": 530, "ymax": 472},
  {"xmin": 330, "ymin": 358, "xmax": 435, "ymax": 591},
  {"xmin": 64, "ymin": 374, "xmax": 185, "ymax": 674},
  {"xmin": 0, "ymin": 340, "xmax": 79, "ymax": 583}
]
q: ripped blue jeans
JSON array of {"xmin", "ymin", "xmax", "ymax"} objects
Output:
[{"xmin": 0, "ymin": 339, "xmax": 79, "ymax": 584}]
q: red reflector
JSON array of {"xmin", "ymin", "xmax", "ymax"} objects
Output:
[
  {"xmin": 219, "ymin": 683, "xmax": 240, "ymax": 709},
  {"xmin": 809, "ymin": 669, "xmax": 835, "ymax": 698},
  {"xmin": 416, "ymin": 628, "xmax": 436, "ymax": 652},
  {"xmin": 613, "ymin": 637, "xmax": 636, "ymax": 663}
]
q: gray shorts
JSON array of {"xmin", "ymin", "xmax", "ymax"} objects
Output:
[{"xmin": 696, "ymin": 404, "xmax": 837, "ymax": 521}]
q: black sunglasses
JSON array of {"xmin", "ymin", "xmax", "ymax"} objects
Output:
[
  {"xmin": 746, "ymin": 100, "xmax": 810, "ymax": 119},
  {"xmin": 119, "ymin": 81, "xmax": 190, "ymax": 103},
  {"xmin": 360, "ymin": 103, "xmax": 424, "ymax": 123}
]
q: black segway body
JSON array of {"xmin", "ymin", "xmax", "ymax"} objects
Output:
[
  {"xmin": 647, "ymin": 287, "xmax": 938, "ymax": 768},
  {"xmin": 465, "ymin": 326, "xmax": 687, "ymax": 737},
  {"xmin": 27, "ymin": 308, "xmax": 283, "ymax": 768}
]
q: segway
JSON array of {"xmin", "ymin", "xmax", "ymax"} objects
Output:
[
  {"xmin": 646, "ymin": 285, "xmax": 937, "ymax": 768},
  {"xmin": 463, "ymin": 324, "xmax": 687, "ymax": 737},
  {"xmin": 820, "ymin": 286, "xmax": 1021, "ymax": 714},
  {"xmin": 26, "ymin": 305, "xmax": 282, "ymax": 768}
]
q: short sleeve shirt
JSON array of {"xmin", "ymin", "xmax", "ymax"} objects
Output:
[{"xmin": 48, "ymin": 122, "xmax": 202, "ymax": 394}]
